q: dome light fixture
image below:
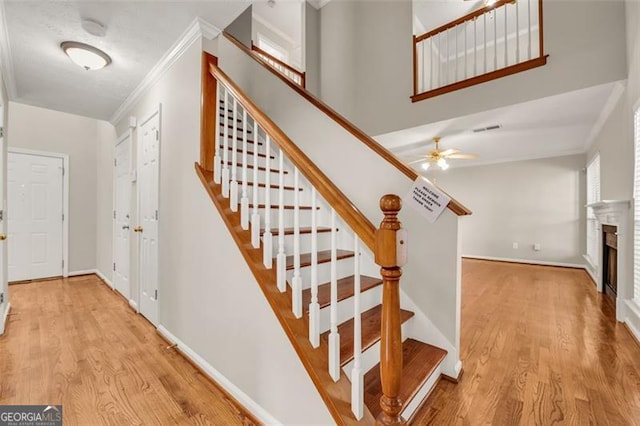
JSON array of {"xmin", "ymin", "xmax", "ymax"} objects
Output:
[{"xmin": 61, "ymin": 41, "xmax": 111, "ymax": 71}]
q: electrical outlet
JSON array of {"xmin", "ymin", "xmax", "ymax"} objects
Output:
[
  {"xmin": 533, "ymin": 243, "xmax": 541, "ymax": 251},
  {"xmin": 0, "ymin": 293, "xmax": 4, "ymax": 304},
  {"xmin": 512, "ymin": 242, "xmax": 519, "ymax": 249}
]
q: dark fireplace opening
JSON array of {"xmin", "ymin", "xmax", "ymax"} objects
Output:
[{"xmin": 602, "ymin": 224, "xmax": 618, "ymax": 308}]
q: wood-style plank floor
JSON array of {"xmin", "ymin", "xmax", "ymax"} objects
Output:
[
  {"xmin": 413, "ymin": 259, "xmax": 640, "ymax": 425},
  {"xmin": 0, "ymin": 275, "xmax": 258, "ymax": 426}
]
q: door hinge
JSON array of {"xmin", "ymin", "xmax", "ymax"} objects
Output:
[
  {"xmin": 114, "ymin": 210, "xmax": 116, "ymax": 220},
  {"xmin": 155, "ymin": 130, "xmax": 159, "ymax": 141},
  {"xmin": 113, "ymin": 262, "xmax": 116, "ymax": 271},
  {"xmin": 62, "ymin": 213, "xmax": 64, "ymax": 221},
  {"xmin": 62, "ymin": 259, "xmax": 64, "ymax": 269},
  {"xmin": 0, "ymin": 127, "xmax": 4, "ymax": 138},
  {"xmin": 61, "ymin": 167, "xmax": 65, "ymax": 176},
  {"xmin": 154, "ymin": 289, "xmax": 158, "ymax": 300},
  {"xmin": 0, "ymin": 210, "xmax": 4, "ymax": 221},
  {"xmin": 155, "ymin": 210, "xmax": 158, "ymax": 220}
]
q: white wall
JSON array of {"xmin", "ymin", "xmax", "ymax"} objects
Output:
[
  {"xmin": 319, "ymin": 0, "xmax": 628, "ymax": 137},
  {"xmin": 437, "ymin": 154, "xmax": 586, "ymax": 265},
  {"xmin": 107, "ymin": 37, "xmax": 333, "ymax": 424},
  {"xmin": 0, "ymin": 62, "xmax": 9, "ymax": 334},
  {"xmin": 7, "ymin": 102, "xmax": 104, "ymax": 273}
]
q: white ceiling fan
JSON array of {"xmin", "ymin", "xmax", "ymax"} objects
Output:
[{"xmin": 408, "ymin": 136, "xmax": 478, "ymax": 171}]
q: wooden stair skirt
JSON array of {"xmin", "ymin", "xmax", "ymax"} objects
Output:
[{"xmin": 197, "ymin": 56, "xmax": 452, "ymax": 425}]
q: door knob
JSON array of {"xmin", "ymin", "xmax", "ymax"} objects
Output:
[
  {"xmin": 134, "ymin": 226, "xmax": 143, "ymax": 233},
  {"xmin": 122, "ymin": 225, "xmax": 130, "ymax": 230},
  {"xmin": 0, "ymin": 234, "xmax": 7, "ymax": 241}
]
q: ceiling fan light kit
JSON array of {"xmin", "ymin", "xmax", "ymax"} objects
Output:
[{"xmin": 409, "ymin": 136, "xmax": 478, "ymax": 171}]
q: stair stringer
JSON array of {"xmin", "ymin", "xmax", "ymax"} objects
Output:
[{"xmin": 218, "ymin": 33, "xmax": 463, "ymax": 383}]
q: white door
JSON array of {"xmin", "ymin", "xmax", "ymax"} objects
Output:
[
  {"xmin": 114, "ymin": 135, "xmax": 132, "ymax": 299},
  {"xmin": 138, "ymin": 111, "xmax": 160, "ymax": 325},
  {"xmin": 8, "ymin": 152, "xmax": 63, "ymax": 282}
]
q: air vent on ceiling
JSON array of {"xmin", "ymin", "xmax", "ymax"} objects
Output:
[{"xmin": 472, "ymin": 124, "xmax": 502, "ymax": 133}]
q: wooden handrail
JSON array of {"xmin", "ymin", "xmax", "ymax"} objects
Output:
[
  {"xmin": 223, "ymin": 32, "xmax": 471, "ymax": 217},
  {"xmin": 210, "ymin": 62, "xmax": 377, "ymax": 252},
  {"xmin": 415, "ymin": 0, "xmax": 514, "ymax": 42},
  {"xmin": 251, "ymin": 43, "xmax": 306, "ymax": 88}
]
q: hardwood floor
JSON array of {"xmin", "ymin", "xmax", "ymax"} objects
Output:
[
  {"xmin": 413, "ymin": 259, "xmax": 640, "ymax": 425},
  {"xmin": 0, "ymin": 275, "xmax": 258, "ymax": 426}
]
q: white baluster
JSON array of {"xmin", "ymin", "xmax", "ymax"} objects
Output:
[
  {"xmin": 328, "ymin": 208, "xmax": 340, "ymax": 382},
  {"xmin": 309, "ymin": 187, "xmax": 320, "ymax": 348},
  {"xmin": 494, "ymin": 9, "xmax": 498, "ymax": 70},
  {"xmin": 421, "ymin": 40, "xmax": 426, "ymax": 92},
  {"xmin": 213, "ymin": 82, "xmax": 222, "ymax": 184},
  {"xmin": 230, "ymin": 98, "xmax": 239, "ymax": 211},
  {"xmin": 263, "ymin": 135, "xmax": 273, "ymax": 269},
  {"xmin": 504, "ymin": 5, "xmax": 508, "ymax": 67},
  {"xmin": 240, "ymin": 108, "xmax": 249, "ymax": 229},
  {"xmin": 527, "ymin": 0, "xmax": 532, "ymax": 59},
  {"xmin": 221, "ymin": 89, "xmax": 230, "ymax": 198},
  {"xmin": 445, "ymin": 29, "xmax": 449, "ymax": 85},
  {"xmin": 464, "ymin": 22, "xmax": 468, "ymax": 79},
  {"xmin": 483, "ymin": 13, "xmax": 487, "ymax": 74},
  {"xmin": 516, "ymin": 0, "xmax": 520, "ymax": 62},
  {"xmin": 251, "ymin": 119, "xmax": 260, "ymax": 249},
  {"xmin": 276, "ymin": 148, "xmax": 286, "ymax": 292},
  {"xmin": 437, "ymin": 33, "xmax": 442, "ymax": 88},
  {"xmin": 292, "ymin": 168, "xmax": 302, "ymax": 318},
  {"xmin": 429, "ymin": 38, "xmax": 433, "ymax": 90},
  {"xmin": 474, "ymin": 18, "xmax": 477, "ymax": 76},
  {"xmin": 455, "ymin": 25, "xmax": 458, "ymax": 83},
  {"xmin": 351, "ymin": 236, "xmax": 363, "ymax": 420}
]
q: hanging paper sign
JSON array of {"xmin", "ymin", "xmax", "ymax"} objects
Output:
[{"xmin": 405, "ymin": 177, "xmax": 451, "ymax": 223}]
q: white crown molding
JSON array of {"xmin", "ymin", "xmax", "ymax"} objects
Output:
[
  {"xmin": 0, "ymin": 0, "xmax": 18, "ymax": 99},
  {"xmin": 307, "ymin": 0, "xmax": 332, "ymax": 10},
  {"xmin": 109, "ymin": 17, "xmax": 220, "ymax": 125},
  {"xmin": 584, "ymin": 80, "xmax": 626, "ymax": 151}
]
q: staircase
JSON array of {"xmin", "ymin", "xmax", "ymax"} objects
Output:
[{"xmin": 196, "ymin": 56, "xmax": 452, "ymax": 424}]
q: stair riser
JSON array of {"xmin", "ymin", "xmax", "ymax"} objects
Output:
[
  {"xmin": 340, "ymin": 320, "xmax": 412, "ymax": 376},
  {"xmin": 285, "ymin": 254, "xmax": 355, "ymax": 289},
  {"xmin": 401, "ymin": 364, "xmax": 442, "ymax": 420},
  {"xmin": 318, "ymin": 285, "xmax": 383, "ymax": 334},
  {"xmin": 263, "ymin": 230, "xmax": 333, "ymax": 255},
  {"xmin": 254, "ymin": 208, "xmax": 319, "ymax": 229}
]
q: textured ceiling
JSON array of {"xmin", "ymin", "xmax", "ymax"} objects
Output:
[
  {"xmin": 3, "ymin": 1, "xmax": 251, "ymax": 120},
  {"xmin": 375, "ymin": 81, "xmax": 623, "ymax": 169}
]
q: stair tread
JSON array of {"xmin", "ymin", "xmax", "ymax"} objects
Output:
[
  {"xmin": 261, "ymin": 227, "xmax": 333, "ymax": 236},
  {"xmin": 302, "ymin": 275, "xmax": 382, "ymax": 310},
  {"xmin": 221, "ymin": 124, "xmax": 253, "ymax": 133},
  {"xmin": 221, "ymin": 146, "xmax": 273, "ymax": 159},
  {"xmin": 224, "ymin": 161, "xmax": 288, "ymax": 174},
  {"xmin": 283, "ymin": 249, "xmax": 354, "ymax": 270},
  {"xmin": 322, "ymin": 305, "xmax": 414, "ymax": 367},
  {"xmin": 250, "ymin": 204, "xmax": 316, "ymax": 210},
  {"xmin": 238, "ymin": 181, "xmax": 301, "ymax": 191},
  {"xmin": 219, "ymin": 133, "xmax": 257, "ymax": 143},
  {"xmin": 364, "ymin": 339, "xmax": 447, "ymax": 419}
]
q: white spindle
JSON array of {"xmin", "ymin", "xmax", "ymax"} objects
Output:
[
  {"xmin": 504, "ymin": 5, "xmax": 508, "ymax": 67},
  {"xmin": 494, "ymin": 10, "xmax": 498, "ymax": 71},
  {"xmin": 437, "ymin": 33, "xmax": 442, "ymax": 87},
  {"xmin": 263, "ymin": 135, "xmax": 273, "ymax": 268},
  {"xmin": 309, "ymin": 187, "xmax": 320, "ymax": 348},
  {"xmin": 483, "ymin": 14, "xmax": 487, "ymax": 74},
  {"xmin": 328, "ymin": 209, "xmax": 340, "ymax": 382},
  {"xmin": 445, "ymin": 29, "xmax": 449, "ymax": 85},
  {"xmin": 474, "ymin": 18, "xmax": 477, "ymax": 76},
  {"xmin": 221, "ymin": 89, "xmax": 230, "ymax": 198},
  {"xmin": 250, "ymin": 119, "xmax": 260, "ymax": 249},
  {"xmin": 230, "ymin": 98, "xmax": 239, "ymax": 211},
  {"xmin": 213, "ymin": 82, "xmax": 222, "ymax": 184},
  {"xmin": 350, "ymin": 236, "xmax": 363, "ymax": 420},
  {"xmin": 528, "ymin": 0, "xmax": 532, "ymax": 59},
  {"xmin": 292, "ymin": 168, "xmax": 302, "ymax": 318},
  {"xmin": 455, "ymin": 25, "xmax": 458, "ymax": 83},
  {"xmin": 429, "ymin": 38, "xmax": 434, "ymax": 90},
  {"xmin": 464, "ymin": 22, "xmax": 468, "ymax": 79},
  {"xmin": 276, "ymin": 148, "xmax": 286, "ymax": 292},
  {"xmin": 516, "ymin": 0, "xmax": 520, "ymax": 62},
  {"xmin": 421, "ymin": 40, "xmax": 426, "ymax": 92},
  {"xmin": 240, "ymin": 108, "xmax": 249, "ymax": 229}
]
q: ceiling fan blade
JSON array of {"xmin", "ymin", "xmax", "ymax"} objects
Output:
[
  {"xmin": 447, "ymin": 153, "xmax": 479, "ymax": 159},
  {"xmin": 407, "ymin": 157, "xmax": 428, "ymax": 165},
  {"xmin": 439, "ymin": 148, "xmax": 460, "ymax": 157}
]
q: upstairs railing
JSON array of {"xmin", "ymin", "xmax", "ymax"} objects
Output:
[
  {"xmin": 202, "ymin": 53, "xmax": 408, "ymax": 423},
  {"xmin": 412, "ymin": 0, "xmax": 547, "ymax": 102},
  {"xmin": 251, "ymin": 43, "xmax": 306, "ymax": 88}
]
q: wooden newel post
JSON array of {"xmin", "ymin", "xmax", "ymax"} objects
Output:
[{"xmin": 375, "ymin": 194, "xmax": 407, "ymax": 426}]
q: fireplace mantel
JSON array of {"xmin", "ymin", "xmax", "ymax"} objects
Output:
[{"xmin": 586, "ymin": 200, "xmax": 631, "ymax": 322}]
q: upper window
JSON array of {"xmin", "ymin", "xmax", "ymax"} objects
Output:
[{"xmin": 586, "ymin": 153, "xmax": 601, "ymax": 268}]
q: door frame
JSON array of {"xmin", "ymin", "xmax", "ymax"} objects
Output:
[
  {"xmin": 8, "ymin": 147, "xmax": 69, "ymax": 277},
  {"xmin": 112, "ymin": 131, "xmax": 133, "ymax": 297},
  {"xmin": 136, "ymin": 104, "xmax": 161, "ymax": 324}
]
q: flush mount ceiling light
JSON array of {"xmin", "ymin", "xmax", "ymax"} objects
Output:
[{"xmin": 61, "ymin": 41, "xmax": 111, "ymax": 71}]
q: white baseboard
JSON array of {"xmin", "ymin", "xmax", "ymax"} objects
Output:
[
  {"xmin": 0, "ymin": 302, "xmax": 11, "ymax": 335},
  {"xmin": 68, "ymin": 269, "xmax": 97, "ymax": 277},
  {"xmin": 157, "ymin": 325, "xmax": 281, "ymax": 425},
  {"xmin": 462, "ymin": 255, "xmax": 586, "ymax": 270},
  {"xmin": 129, "ymin": 299, "xmax": 139, "ymax": 312},
  {"xmin": 624, "ymin": 299, "xmax": 640, "ymax": 342},
  {"xmin": 95, "ymin": 270, "xmax": 114, "ymax": 289}
]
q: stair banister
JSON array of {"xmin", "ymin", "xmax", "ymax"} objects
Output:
[
  {"xmin": 375, "ymin": 195, "xmax": 406, "ymax": 426},
  {"xmin": 251, "ymin": 42, "xmax": 306, "ymax": 88}
]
